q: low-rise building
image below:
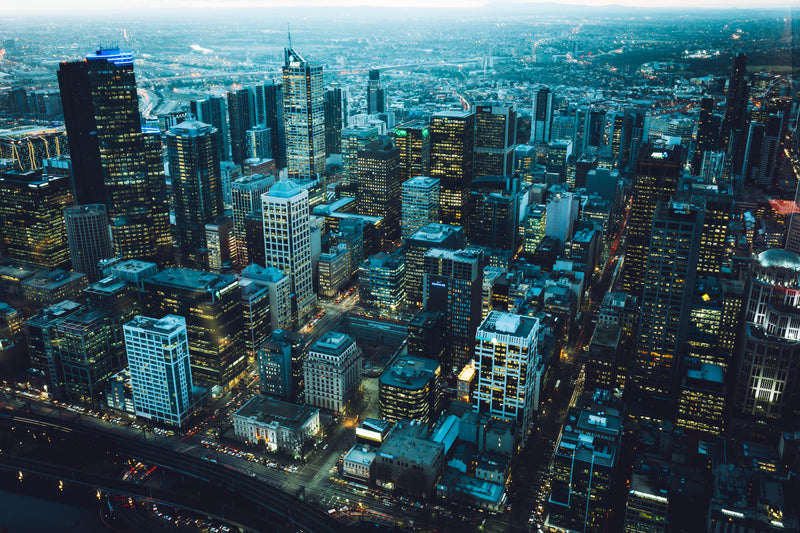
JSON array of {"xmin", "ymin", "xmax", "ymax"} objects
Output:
[
  {"xmin": 379, "ymin": 355, "xmax": 441, "ymax": 426},
  {"xmin": 373, "ymin": 420, "xmax": 444, "ymax": 499},
  {"xmin": 343, "ymin": 445, "xmax": 377, "ymax": 483},
  {"xmin": 232, "ymin": 395, "xmax": 320, "ymax": 457}
]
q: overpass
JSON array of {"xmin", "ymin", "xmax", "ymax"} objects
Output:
[{"xmin": 0, "ymin": 409, "xmax": 346, "ymax": 533}]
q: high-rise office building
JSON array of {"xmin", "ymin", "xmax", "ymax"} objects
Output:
[
  {"xmin": 166, "ymin": 120, "xmax": 223, "ymax": 268},
  {"xmin": 617, "ymin": 108, "xmax": 648, "ymax": 172},
  {"xmin": 304, "ymin": 332, "xmax": 362, "ymax": 412},
  {"xmin": 549, "ymin": 396, "xmax": 622, "ymax": 533},
  {"xmin": 191, "ymin": 96, "xmax": 229, "ymax": 161},
  {"xmin": 473, "ymin": 311, "xmax": 540, "ymax": 436},
  {"xmin": 262, "ymin": 180, "xmax": 316, "ymax": 323},
  {"xmin": 340, "ymin": 125, "xmax": 380, "ymax": 193},
  {"xmin": 719, "ymin": 53, "xmax": 749, "ymax": 175},
  {"xmin": 230, "ymin": 174, "xmax": 275, "ymax": 269},
  {"xmin": 257, "ymin": 335, "xmax": 293, "ymax": 399},
  {"xmin": 734, "ymin": 249, "xmax": 800, "ymax": 425},
  {"xmin": 531, "ymin": 87, "xmax": 554, "ymax": 144},
  {"xmin": 58, "ymin": 49, "xmax": 171, "ymax": 265},
  {"xmin": 227, "ymin": 87, "xmax": 254, "ymax": 166},
  {"xmin": 142, "ymin": 268, "xmax": 246, "ymax": 392},
  {"xmin": 621, "ymin": 143, "xmax": 682, "ymax": 297},
  {"xmin": 124, "ymin": 315, "xmax": 193, "ymax": 427},
  {"xmin": 245, "ymin": 125, "xmax": 272, "ymax": 160},
  {"xmin": 64, "ymin": 204, "xmax": 113, "ymax": 282},
  {"xmin": 692, "ymin": 97, "xmax": 716, "ymax": 175},
  {"xmin": 252, "ymin": 81, "xmax": 286, "ymax": 168},
  {"xmin": 324, "ymin": 86, "xmax": 347, "ymax": 156},
  {"xmin": 474, "ymin": 104, "xmax": 516, "ymax": 178},
  {"xmin": 359, "ymin": 252, "xmax": 406, "ymax": 310},
  {"xmin": 395, "ymin": 120, "xmax": 430, "ymax": 183},
  {"xmin": 379, "ymin": 355, "xmax": 441, "ymax": 426},
  {"xmin": 241, "ymin": 263, "xmax": 293, "ymax": 332},
  {"xmin": 401, "ymin": 176, "xmax": 440, "ymax": 240},
  {"xmin": 469, "ymin": 175, "xmax": 520, "ymax": 251},
  {"xmin": 366, "ymin": 69, "xmax": 385, "ymax": 114},
  {"xmin": 423, "ymin": 247, "xmax": 483, "ymax": 372},
  {"xmin": 405, "ymin": 223, "xmax": 465, "ymax": 308},
  {"xmin": 632, "ymin": 199, "xmax": 703, "ymax": 415},
  {"xmin": 357, "ymin": 142, "xmax": 401, "ymax": 243},
  {"xmin": 430, "ymin": 110, "xmax": 475, "ymax": 227},
  {"xmin": 205, "ymin": 213, "xmax": 234, "ymax": 273},
  {"xmin": 283, "ymin": 48, "xmax": 325, "ymax": 179},
  {"xmin": 546, "ymin": 139, "xmax": 573, "ymax": 183},
  {"xmin": 55, "ymin": 307, "xmax": 122, "ymax": 405},
  {"xmin": 0, "ymin": 170, "xmax": 73, "ymax": 270}
]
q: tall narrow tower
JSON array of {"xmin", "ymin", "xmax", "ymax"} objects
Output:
[
  {"xmin": 282, "ymin": 48, "xmax": 325, "ymax": 179},
  {"xmin": 57, "ymin": 48, "xmax": 171, "ymax": 265},
  {"xmin": 262, "ymin": 180, "xmax": 316, "ymax": 323},
  {"xmin": 166, "ymin": 120, "xmax": 223, "ymax": 268},
  {"xmin": 430, "ymin": 110, "xmax": 475, "ymax": 227},
  {"xmin": 366, "ymin": 69, "xmax": 385, "ymax": 114}
]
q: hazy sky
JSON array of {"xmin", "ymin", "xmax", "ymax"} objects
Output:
[{"xmin": 1, "ymin": 0, "xmax": 797, "ymax": 12}]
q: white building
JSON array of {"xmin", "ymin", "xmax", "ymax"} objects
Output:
[
  {"xmin": 233, "ymin": 395, "xmax": 320, "ymax": 457},
  {"xmin": 473, "ymin": 311, "xmax": 540, "ymax": 438},
  {"xmin": 401, "ymin": 176, "xmax": 440, "ymax": 240},
  {"xmin": 262, "ymin": 180, "xmax": 316, "ymax": 323},
  {"xmin": 231, "ymin": 174, "xmax": 275, "ymax": 267},
  {"xmin": 544, "ymin": 190, "xmax": 579, "ymax": 251},
  {"xmin": 304, "ymin": 331, "xmax": 362, "ymax": 412},
  {"xmin": 343, "ymin": 445, "xmax": 377, "ymax": 482},
  {"xmin": 124, "ymin": 315, "xmax": 193, "ymax": 427}
]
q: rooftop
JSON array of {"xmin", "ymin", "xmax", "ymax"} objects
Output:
[
  {"xmin": 757, "ymin": 249, "xmax": 800, "ymax": 272},
  {"xmin": 146, "ymin": 268, "xmax": 237, "ymax": 293},
  {"xmin": 312, "ymin": 332, "xmax": 355, "ymax": 356},
  {"xmin": 377, "ymin": 423, "xmax": 444, "ymax": 467},
  {"xmin": 234, "ymin": 394, "xmax": 318, "ymax": 431},
  {"xmin": 380, "ymin": 356, "xmax": 439, "ymax": 390},
  {"xmin": 127, "ymin": 315, "xmax": 186, "ymax": 335},
  {"xmin": 477, "ymin": 311, "xmax": 538, "ymax": 342}
]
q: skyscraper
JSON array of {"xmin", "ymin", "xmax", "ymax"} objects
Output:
[
  {"xmin": 324, "ymin": 86, "xmax": 347, "ymax": 156},
  {"xmin": 632, "ymin": 199, "xmax": 703, "ymax": 415},
  {"xmin": 719, "ymin": 52, "xmax": 749, "ymax": 175},
  {"xmin": 430, "ymin": 110, "xmax": 475, "ymax": 227},
  {"xmin": 405, "ymin": 223, "xmax": 465, "ymax": 308},
  {"xmin": 530, "ymin": 87, "xmax": 553, "ymax": 144},
  {"xmin": 252, "ymin": 81, "xmax": 286, "ymax": 169},
  {"xmin": 166, "ymin": 120, "xmax": 223, "ymax": 268},
  {"xmin": 142, "ymin": 268, "xmax": 246, "ymax": 391},
  {"xmin": 340, "ymin": 125, "xmax": 380, "ymax": 194},
  {"xmin": 262, "ymin": 180, "xmax": 316, "ymax": 323},
  {"xmin": 64, "ymin": 204, "xmax": 113, "ymax": 282},
  {"xmin": 227, "ymin": 87, "xmax": 254, "ymax": 166},
  {"xmin": 734, "ymin": 249, "xmax": 800, "ymax": 426},
  {"xmin": 357, "ymin": 141, "xmax": 402, "ymax": 243},
  {"xmin": 304, "ymin": 332, "xmax": 362, "ymax": 412},
  {"xmin": 423, "ymin": 247, "xmax": 484, "ymax": 372},
  {"xmin": 474, "ymin": 104, "xmax": 516, "ymax": 178},
  {"xmin": 366, "ymin": 69, "xmax": 385, "ymax": 115},
  {"xmin": 245, "ymin": 124, "xmax": 272, "ymax": 160},
  {"xmin": 124, "ymin": 315, "xmax": 193, "ymax": 427},
  {"xmin": 0, "ymin": 170, "xmax": 73, "ymax": 270},
  {"xmin": 621, "ymin": 143, "xmax": 682, "ymax": 297},
  {"xmin": 283, "ymin": 48, "xmax": 325, "ymax": 179},
  {"xmin": 231, "ymin": 174, "xmax": 275, "ymax": 269},
  {"xmin": 58, "ymin": 49, "xmax": 172, "ymax": 265},
  {"xmin": 191, "ymin": 96, "xmax": 229, "ymax": 161},
  {"xmin": 395, "ymin": 120, "xmax": 431, "ymax": 183},
  {"xmin": 617, "ymin": 108, "xmax": 647, "ymax": 172},
  {"xmin": 473, "ymin": 311, "xmax": 540, "ymax": 435},
  {"xmin": 692, "ymin": 97, "xmax": 716, "ymax": 175},
  {"xmin": 401, "ymin": 176, "xmax": 440, "ymax": 240}
]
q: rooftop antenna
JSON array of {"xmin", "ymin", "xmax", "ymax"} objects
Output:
[{"xmin": 288, "ymin": 23, "xmax": 292, "ymax": 49}]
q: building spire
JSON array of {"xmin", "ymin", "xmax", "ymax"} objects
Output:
[{"xmin": 288, "ymin": 23, "xmax": 292, "ymax": 49}]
